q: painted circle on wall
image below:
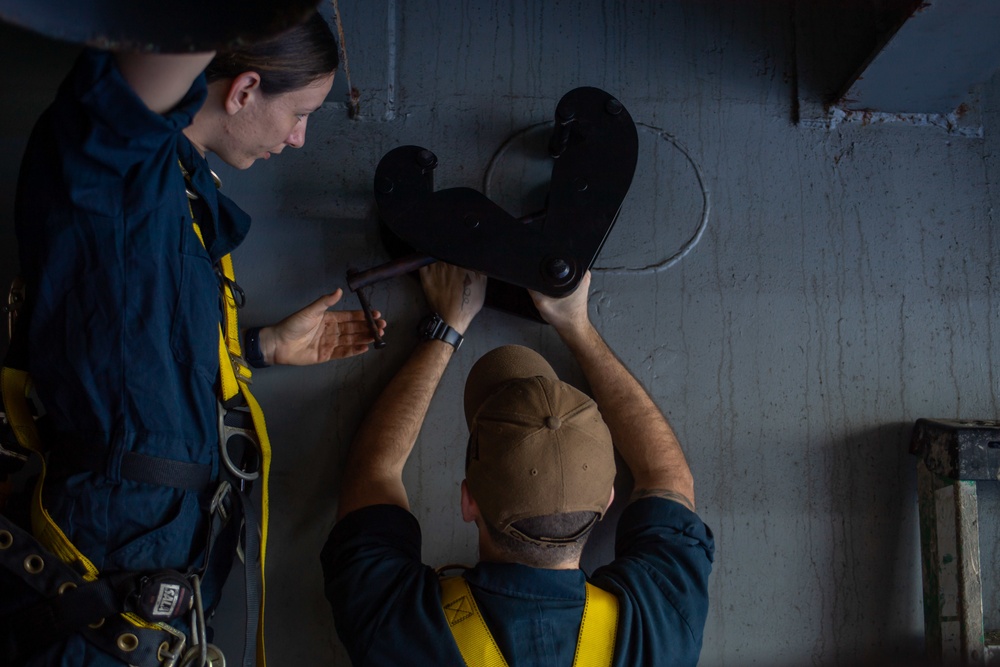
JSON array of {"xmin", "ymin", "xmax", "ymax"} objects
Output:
[{"xmin": 483, "ymin": 122, "xmax": 709, "ymax": 275}]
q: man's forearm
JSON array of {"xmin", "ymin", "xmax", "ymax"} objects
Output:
[
  {"xmin": 337, "ymin": 340, "xmax": 454, "ymax": 518},
  {"xmin": 557, "ymin": 322, "xmax": 695, "ymax": 509}
]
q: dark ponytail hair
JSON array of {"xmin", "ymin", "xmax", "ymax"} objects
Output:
[{"xmin": 204, "ymin": 12, "xmax": 339, "ymax": 96}]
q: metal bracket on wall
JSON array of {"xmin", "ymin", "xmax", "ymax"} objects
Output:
[
  {"xmin": 910, "ymin": 418, "xmax": 1000, "ymax": 666},
  {"xmin": 347, "ymin": 86, "xmax": 638, "ymax": 347}
]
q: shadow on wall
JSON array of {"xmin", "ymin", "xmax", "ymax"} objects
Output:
[
  {"xmin": 0, "ymin": 22, "xmax": 81, "ymax": 359},
  {"xmin": 793, "ymin": 0, "xmax": 921, "ymax": 109},
  {"xmin": 824, "ymin": 420, "xmax": 927, "ymax": 664},
  {"xmin": 781, "ymin": 656, "xmax": 937, "ymax": 667}
]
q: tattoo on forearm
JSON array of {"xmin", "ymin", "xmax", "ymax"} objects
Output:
[
  {"xmin": 461, "ymin": 274, "xmax": 472, "ymax": 310},
  {"xmin": 631, "ymin": 488, "xmax": 695, "ymax": 511}
]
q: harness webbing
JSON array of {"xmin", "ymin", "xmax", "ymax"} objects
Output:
[
  {"xmin": 0, "ymin": 187, "xmax": 273, "ymax": 664},
  {"xmin": 190, "ymin": 218, "xmax": 272, "ymax": 667},
  {"xmin": 1, "ymin": 366, "xmax": 98, "ymax": 578},
  {"xmin": 439, "ymin": 575, "xmax": 619, "ymax": 667},
  {"xmin": 1, "ymin": 352, "xmax": 174, "ymax": 653}
]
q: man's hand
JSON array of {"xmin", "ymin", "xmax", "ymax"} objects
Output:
[
  {"xmin": 419, "ymin": 262, "xmax": 486, "ymax": 335},
  {"xmin": 533, "ymin": 269, "xmax": 695, "ymax": 510},
  {"xmin": 338, "ymin": 263, "xmax": 479, "ymax": 518},
  {"xmin": 529, "ymin": 270, "xmax": 593, "ymax": 339},
  {"xmin": 258, "ymin": 289, "xmax": 386, "ymax": 365}
]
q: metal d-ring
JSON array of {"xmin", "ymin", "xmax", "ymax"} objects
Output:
[
  {"xmin": 6, "ymin": 276, "xmax": 24, "ymax": 341},
  {"xmin": 217, "ymin": 405, "xmax": 261, "ymax": 483}
]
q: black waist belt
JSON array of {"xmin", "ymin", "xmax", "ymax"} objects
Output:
[
  {"xmin": 0, "ymin": 514, "xmax": 187, "ymax": 667},
  {"xmin": 49, "ymin": 438, "xmax": 213, "ymax": 491}
]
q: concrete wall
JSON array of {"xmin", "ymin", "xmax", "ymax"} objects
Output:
[{"xmin": 2, "ymin": 1, "xmax": 998, "ymax": 665}]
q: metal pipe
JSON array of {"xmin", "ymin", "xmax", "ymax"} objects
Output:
[{"xmin": 346, "ymin": 254, "xmax": 437, "ymax": 292}]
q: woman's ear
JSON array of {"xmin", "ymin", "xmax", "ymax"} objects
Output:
[{"xmin": 224, "ymin": 71, "xmax": 262, "ymax": 115}]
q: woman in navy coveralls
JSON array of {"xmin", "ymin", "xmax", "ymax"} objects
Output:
[{"xmin": 6, "ymin": 12, "xmax": 384, "ymax": 666}]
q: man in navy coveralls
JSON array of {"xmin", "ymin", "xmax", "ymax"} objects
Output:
[{"xmin": 322, "ymin": 263, "xmax": 715, "ymax": 666}]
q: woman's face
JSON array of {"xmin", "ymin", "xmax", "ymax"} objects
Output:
[{"xmin": 222, "ymin": 72, "xmax": 336, "ymax": 169}]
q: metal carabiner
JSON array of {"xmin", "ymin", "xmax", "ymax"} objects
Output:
[
  {"xmin": 214, "ymin": 270, "xmax": 245, "ymax": 309},
  {"xmin": 179, "ymin": 574, "xmax": 226, "ymax": 667},
  {"xmin": 177, "ymin": 644, "xmax": 226, "ymax": 667},
  {"xmin": 210, "ymin": 480, "xmax": 232, "ymax": 524},
  {"xmin": 5, "ymin": 276, "xmax": 25, "ymax": 342}
]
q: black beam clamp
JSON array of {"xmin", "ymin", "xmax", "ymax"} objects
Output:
[{"xmin": 347, "ymin": 86, "xmax": 638, "ymax": 343}]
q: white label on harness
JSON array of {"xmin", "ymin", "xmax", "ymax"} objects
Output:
[{"xmin": 154, "ymin": 584, "xmax": 182, "ymax": 617}]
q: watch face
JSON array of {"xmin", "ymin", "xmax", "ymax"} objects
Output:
[
  {"xmin": 421, "ymin": 314, "xmax": 442, "ymax": 339},
  {"xmin": 419, "ymin": 313, "xmax": 461, "ymax": 349}
]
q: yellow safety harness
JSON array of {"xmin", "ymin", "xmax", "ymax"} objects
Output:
[
  {"xmin": 0, "ymin": 167, "xmax": 272, "ymax": 667},
  {"xmin": 1, "ymin": 309, "xmax": 196, "ymax": 664},
  {"xmin": 440, "ymin": 575, "xmax": 619, "ymax": 667},
  {"xmin": 189, "ymin": 219, "xmax": 272, "ymax": 667}
]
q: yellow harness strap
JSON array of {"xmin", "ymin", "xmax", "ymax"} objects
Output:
[
  {"xmin": 3, "ymin": 351, "xmax": 170, "ymax": 637},
  {"xmin": 573, "ymin": 582, "xmax": 619, "ymax": 667},
  {"xmin": 190, "ymin": 221, "xmax": 272, "ymax": 665},
  {"xmin": 440, "ymin": 575, "xmax": 619, "ymax": 667},
  {"xmin": 2, "ymin": 367, "xmax": 99, "ymax": 579},
  {"xmin": 1, "ymin": 217, "xmax": 276, "ymax": 648},
  {"xmin": 2, "ymin": 385, "xmax": 184, "ymax": 667},
  {"xmin": 0, "ymin": 173, "xmax": 274, "ymax": 659}
]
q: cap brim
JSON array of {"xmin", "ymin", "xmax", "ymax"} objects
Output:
[{"xmin": 464, "ymin": 345, "xmax": 559, "ymax": 429}]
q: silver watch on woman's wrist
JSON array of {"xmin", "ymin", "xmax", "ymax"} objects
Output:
[{"xmin": 418, "ymin": 312, "xmax": 463, "ymax": 351}]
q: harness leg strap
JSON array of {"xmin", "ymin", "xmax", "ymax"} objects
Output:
[{"xmin": 0, "ymin": 514, "xmax": 185, "ymax": 667}]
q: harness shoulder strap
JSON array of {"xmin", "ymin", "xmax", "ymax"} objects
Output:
[
  {"xmin": 575, "ymin": 582, "xmax": 619, "ymax": 667},
  {"xmin": 190, "ymin": 218, "xmax": 272, "ymax": 667},
  {"xmin": 440, "ymin": 575, "xmax": 619, "ymax": 667},
  {"xmin": 440, "ymin": 575, "xmax": 509, "ymax": 667}
]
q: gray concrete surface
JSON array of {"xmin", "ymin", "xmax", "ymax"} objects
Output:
[{"xmin": 2, "ymin": 2, "xmax": 999, "ymax": 665}]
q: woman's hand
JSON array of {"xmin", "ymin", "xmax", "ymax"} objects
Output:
[{"xmin": 257, "ymin": 289, "xmax": 386, "ymax": 365}]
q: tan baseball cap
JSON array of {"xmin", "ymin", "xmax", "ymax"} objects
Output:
[{"xmin": 463, "ymin": 345, "xmax": 616, "ymax": 546}]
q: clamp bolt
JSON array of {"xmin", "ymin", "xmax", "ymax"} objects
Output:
[
  {"xmin": 555, "ymin": 101, "xmax": 576, "ymax": 122},
  {"xmin": 376, "ymin": 176, "xmax": 394, "ymax": 194},
  {"xmin": 416, "ymin": 149, "xmax": 438, "ymax": 169},
  {"xmin": 545, "ymin": 258, "xmax": 572, "ymax": 281},
  {"xmin": 463, "ymin": 214, "xmax": 480, "ymax": 229},
  {"xmin": 550, "ymin": 101, "xmax": 577, "ymax": 158},
  {"xmin": 605, "ymin": 98, "xmax": 623, "ymax": 115}
]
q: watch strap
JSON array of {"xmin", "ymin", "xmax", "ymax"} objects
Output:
[
  {"xmin": 243, "ymin": 327, "xmax": 270, "ymax": 368},
  {"xmin": 420, "ymin": 313, "xmax": 463, "ymax": 351}
]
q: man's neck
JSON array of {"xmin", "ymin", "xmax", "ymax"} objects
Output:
[{"xmin": 478, "ymin": 538, "xmax": 580, "ymax": 570}]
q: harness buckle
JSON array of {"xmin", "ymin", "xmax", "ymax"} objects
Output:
[
  {"xmin": 210, "ymin": 480, "xmax": 232, "ymax": 524},
  {"xmin": 216, "ymin": 404, "xmax": 261, "ymax": 485},
  {"xmin": 157, "ymin": 631, "xmax": 188, "ymax": 667},
  {"xmin": 0, "ymin": 422, "xmax": 30, "ymax": 477},
  {"xmin": 229, "ymin": 352, "xmax": 252, "ymax": 387}
]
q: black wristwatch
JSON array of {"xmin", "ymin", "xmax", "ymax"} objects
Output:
[
  {"xmin": 418, "ymin": 313, "xmax": 463, "ymax": 351},
  {"xmin": 243, "ymin": 327, "xmax": 270, "ymax": 368}
]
